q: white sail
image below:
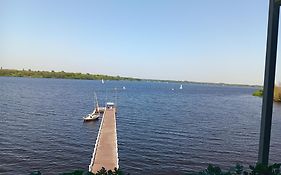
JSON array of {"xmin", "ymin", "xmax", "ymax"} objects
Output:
[{"xmin": 179, "ymin": 84, "xmax": 183, "ymax": 89}]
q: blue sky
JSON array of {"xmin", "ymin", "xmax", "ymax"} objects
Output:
[{"xmin": 0, "ymin": 0, "xmax": 280, "ymax": 85}]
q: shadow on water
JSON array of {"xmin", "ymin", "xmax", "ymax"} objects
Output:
[{"xmin": 82, "ymin": 119, "xmax": 101, "ymax": 129}]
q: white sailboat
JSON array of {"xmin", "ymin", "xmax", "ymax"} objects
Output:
[
  {"xmin": 122, "ymin": 86, "xmax": 126, "ymax": 90},
  {"xmin": 179, "ymin": 84, "xmax": 183, "ymax": 90},
  {"xmin": 83, "ymin": 111, "xmax": 99, "ymax": 121},
  {"xmin": 101, "ymin": 79, "xmax": 104, "ymax": 84},
  {"xmin": 83, "ymin": 92, "xmax": 100, "ymax": 121}
]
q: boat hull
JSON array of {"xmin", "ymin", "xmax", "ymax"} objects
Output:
[{"xmin": 83, "ymin": 113, "xmax": 99, "ymax": 121}]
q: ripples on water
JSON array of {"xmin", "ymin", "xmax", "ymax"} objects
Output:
[{"xmin": 0, "ymin": 77, "xmax": 280, "ymax": 175}]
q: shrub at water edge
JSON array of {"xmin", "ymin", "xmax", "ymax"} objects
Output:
[
  {"xmin": 29, "ymin": 163, "xmax": 281, "ymax": 175},
  {"xmin": 253, "ymin": 85, "xmax": 281, "ymax": 102}
]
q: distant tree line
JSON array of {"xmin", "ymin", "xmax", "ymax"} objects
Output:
[
  {"xmin": 0, "ymin": 68, "xmax": 260, "ymax": 87},
  {"xmin": 0, "ymin": 69, "xmax": 141, "ymax": 81}
]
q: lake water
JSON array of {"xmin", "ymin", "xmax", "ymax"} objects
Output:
[{"xmin": 0, "ymin": 77, "xmax": 281, "ymax": 175}]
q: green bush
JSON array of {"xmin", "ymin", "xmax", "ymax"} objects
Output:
[
  {"xmin": 30, "ymin": 167, "xmax": 128, "ymax": 175},
  {"xmin": 253, "ymin": 86, "xmax": 281, "ymax": 103},
  {"xmin": 29, "ymin": 164, "xmax": 281, "ymax": 175},
  {"xmin": 192, "ymin": 163, "xmax": 281, "ymax": 175},
  {"xmin": 253, "ymin": 89, "xmax": 263, "ymax": 97}
]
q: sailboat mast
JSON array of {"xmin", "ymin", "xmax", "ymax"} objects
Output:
[
  {"xmin": 94, "ymin": 92, "xmax": 99, "ymax": 113},
  {"xmin": 115, "ymin": 88, "xmax": 117, "ymax": 108}
]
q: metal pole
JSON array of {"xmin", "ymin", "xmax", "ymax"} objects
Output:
[{"xmin": 258, "ymin": 0, "xmax": 280, "ymax": 165}]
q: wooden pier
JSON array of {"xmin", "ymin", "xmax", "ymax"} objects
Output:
[{"xmin": 89, "ymin": 104, "xmax": 118, "ymax": 173}]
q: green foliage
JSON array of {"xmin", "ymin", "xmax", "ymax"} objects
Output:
[
  {"xmin": 30, "ymin": 167, "xmax": 127, "ymax": 175},
  {"xmin": 29, "ymin": 164, "xmax": 281, "ymax": 175},
  {"xmin": 234, "ymin": 164, "xmax": 243, "ymax": 175},
  {"xmin": 193, "ymin": 163, "xmax": 281, "ymax": 175},
  {"xmin": 248, "ymin": 163, "xmax": 281, "ymax": 175},
  {"xmin": 60, "ymin": 170, "xmax": 88, "ymax": 175},
  {"xmin": 198, "ymin": 164, "xmax": 225, "ymax": 175},
  {"xmin": 253, "ymin": 89, "xmax": 263, "ymax": 97},
  {"xmin": 0, "ymin": 69, "xmax": 140, "ymax": 81},
  {"xmin": 94, "ymin": 167, "xmax": 127, "ymax": 175},
  {"xmin": 253, "ymin": 86, "xmax": 281, "ymax": 102}
]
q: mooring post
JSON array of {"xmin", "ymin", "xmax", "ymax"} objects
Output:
[{"xmin": 258, "ymin": 0, "xmax": 280, "ymax": 165}]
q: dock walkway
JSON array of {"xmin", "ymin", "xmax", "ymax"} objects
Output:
[{"xmin": 89, "ymin": 107, "xmax": 118, "ymax": 173}]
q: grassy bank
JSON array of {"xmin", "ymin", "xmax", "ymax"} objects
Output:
[{"xmin": 0, "ymin": 69, "xmax": 141, "ymax": 81}]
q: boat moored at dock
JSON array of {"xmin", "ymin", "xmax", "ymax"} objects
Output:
[
  {"xmin": 83, "ymin": 111, "xmax": 99, "ymax": 121},
  {"xmin": 83, "ymin": 92, "xmax": 102, "ymax": 122}
]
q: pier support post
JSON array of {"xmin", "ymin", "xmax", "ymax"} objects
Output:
[{"xmin": 258, "ymin": 0, "xmax": 280, "ymax": 165}]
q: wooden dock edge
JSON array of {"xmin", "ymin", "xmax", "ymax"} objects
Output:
[
  {"xmin": 114, "ymin": 111, "xmax": 119, "ymax": 169},
  {"xmin": 88, "ymin": 112, "xmax": 106, "ymax": 172}
]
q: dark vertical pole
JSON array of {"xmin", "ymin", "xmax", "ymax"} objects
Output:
[{"xmin": 258, "ymin": 0, "xmax": 280, "ymax": 165}]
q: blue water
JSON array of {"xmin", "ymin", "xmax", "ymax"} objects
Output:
[{"xmin": 0, "ymin": 77, "xmax": 281, "ymax": 175}]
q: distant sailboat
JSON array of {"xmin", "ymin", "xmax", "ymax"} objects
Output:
[
  {"xmin": 101, "ymin": 79, "xmax": 104, "ymax": 84},
  {"xmin": 123, "ymin": 86, "xmax": 126, "ymax": 90},
  {"xmin": 179, "ymin": 84, "xmax": 183, "ymax": 90},
  {"xmin": 171, "ymin": 88, "xmax": 174, "ymax": 91}
]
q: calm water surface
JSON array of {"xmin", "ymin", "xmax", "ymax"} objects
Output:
[{"xmin": 0, "ymin": 77, "xmax": 281, "ymax": 175}]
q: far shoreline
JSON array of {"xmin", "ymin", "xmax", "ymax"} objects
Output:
[{"xmin": 0, "ymin": 68, "xmax": 261, "ymax": 88}]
